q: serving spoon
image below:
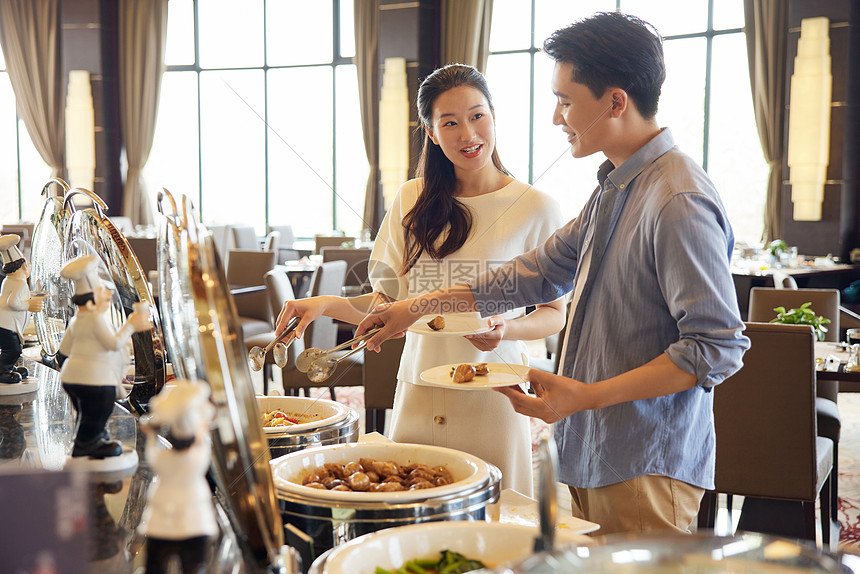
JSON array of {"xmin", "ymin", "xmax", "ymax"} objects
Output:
[
  {"xmin": 248, "ymin": 317, "xmax": 299, "ymax": 372},
  {"xmin": 295, "ymin": 327, "xmax": 381, "ymax": 373}
]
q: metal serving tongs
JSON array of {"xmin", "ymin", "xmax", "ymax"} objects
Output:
[
  {"xmin": 301, "ymin": 328, "xmax": 382, "ymax": 382},
  {"xmin": 295, "ymin": 327, "xmax": 382, "ymax": 373},
  {"xmin": 248, "ymin": 317, "xmax": 300, "ymax": 372},
  {"xmin": 534, "ymin": 435, "xmax": 559, "ymax": 554}
]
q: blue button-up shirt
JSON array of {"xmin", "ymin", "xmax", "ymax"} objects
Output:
[{"xmin": 469, "ymin": 129, "xmax": 749, "ymax": 489}]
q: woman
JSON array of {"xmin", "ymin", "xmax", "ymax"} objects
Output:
[{"xmin": 277, "ymin": 64, "xmax": 565, "ymax": 495}]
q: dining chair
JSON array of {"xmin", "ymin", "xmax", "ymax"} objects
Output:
[
  {"xmin": 263, "ymin": 230, "xmax": 280, "ymax": 253},
  {"xmin": 242, "ymin": 269, "xmax": 299, "ymax": 395},
  {"xmin": 269, "ymin": 225, "xmax": 299, "ymax": 263},
  {"xmin": 279, "ymin": 260, "xmax": 363, "ymax": 400},
  {"xmin": 231, "ymin": 225, "xmax": 261, "ymax": 250},
  {"xmin": 320, "ymin": 247, "xmax": 373, "ymax": 295},
  {"xmin": 748, "ymin": 286, "xmax": 841, "ymax": 521},
  {"xmin": 226, "ymin": 249, "xmax": 278, "ymax": 341},
  {"xmin": 314, "ymin": 235, "xmax": 354, "ymax": 255},
  {"xmin": 697, "ymin": 322, "xmax": 834, "ymax": 548}
]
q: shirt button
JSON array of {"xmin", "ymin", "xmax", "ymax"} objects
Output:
[
  {"xmin": 619, "ymin": 183, "xmax": 626, "ymax": 189},
  {"xmin": 434, "ymin": 415, "xmax": 446, "ymax": 425}
]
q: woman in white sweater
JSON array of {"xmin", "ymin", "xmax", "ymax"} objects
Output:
[{"xmin": 277, "ymin": 64, "xmax": 565, "ymax": 495}]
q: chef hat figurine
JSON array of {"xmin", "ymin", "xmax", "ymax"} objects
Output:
[
  {"xmin": 139, "ymin": 379, "xmax": 217, "ymax": 574},
  {"xmin": 58, "ymin": 254, "xmax": 150, "ymax": 466},
  {"xmin": 0, "ymin": 234, "xmax": 45, "ymax": 389}
]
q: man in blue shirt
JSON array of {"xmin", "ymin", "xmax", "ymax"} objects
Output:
[{"xmin": 357, "ymin": 12, "xmax": 749, "ymax": 535}]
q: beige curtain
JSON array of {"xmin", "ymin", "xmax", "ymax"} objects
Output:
[
  {"xmin": 119, "ymin": 0, "xmax": 168, "ymax": 225},
  {"xmin": 355, "ymin": 0, "xmax": 381, "ymax": 236},
  {"xmin": 441, "ymin": 0, "xmax": 494, "ymax": 72},
  {"xmin": 0, "ymin": 0, "xmax": 64, "ymax": 178},
  {"xmin": 744, "ymin": 0, "xmax": 787, "ymax": 243}
]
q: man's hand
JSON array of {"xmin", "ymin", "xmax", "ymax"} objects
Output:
[
  {"xmin": 464, "ymin": 316, "xmax": 505, "ymax": 351},
  {"xmin": 355, "ymin": 299, "xmax": 420, "ymax": 352},
  {"xmin": 494, "ymin": 368, "xmax": 591, "ymax": 423}
]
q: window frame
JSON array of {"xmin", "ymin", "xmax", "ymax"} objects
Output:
[{"xmin": 162, "ymin": 0, "xmax": 355, "ymax": 233}]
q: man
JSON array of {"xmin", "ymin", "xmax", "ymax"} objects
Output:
[
  {"xmin": 59, "ymin": 255, "xmax": 150, "ymax": 458},
  {"xmin": 0, "ymin": 234, "xmax": 45, "ymax": 384},
  {"xmin": 356, "ymin": 12, "xmax": 749, "ymax": 535}
]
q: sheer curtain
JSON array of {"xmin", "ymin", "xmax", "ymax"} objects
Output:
[
  {"xmin": 0, "ymin": 0, "xmax": 64, "ymax": 178},
  {"xmin": 441, "ymin": 0, "xmax": 494, "ymax": 72},
  {"xmin": 744, "ymin": 0, "xmax": 788, "ymax": 242},
  {"xmin": 119, "ymin": 0, "xmax": 168, "ymax": 225},
  {"xmin": 355, "ymin": 0, "xmax": 381, "ymax": 236}
]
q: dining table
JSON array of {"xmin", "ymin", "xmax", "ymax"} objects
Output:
[{"xmin": 815, "ymin": 341, "xmax": 860, "ymax": 390}]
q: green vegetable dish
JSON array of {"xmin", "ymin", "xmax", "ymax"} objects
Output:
[{"xmin": 375, "ymin": 550, "xmax": 488, "ymax": 574}]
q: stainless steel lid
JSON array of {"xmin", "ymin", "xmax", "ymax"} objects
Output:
[
  {"xmin": 156, "ymin": 189, "xmax": 285, "ymax": 572},
  {"xmin": 30, "ymin": 181, "xmax": 165, "ymax": 411},
  {"xmin": 496, "ymin": 532, "xmax": 850, "ymax": 573},
  {"xmin": 31, "ymin": 178, "xmax": 74, "ymax": 360},
  {"xmin": 63, "ymin": 187, "xmax": 165, "ymax": 411}
]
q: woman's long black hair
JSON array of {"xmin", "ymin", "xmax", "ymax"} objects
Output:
[{"xmin": 400, "ymin": 64, "xmax": 509, "ymax": 275}]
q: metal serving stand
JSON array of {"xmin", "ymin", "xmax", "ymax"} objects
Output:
[{"xmin": 156, "ymin": 189, "xmax": 297, "ymax": 573}]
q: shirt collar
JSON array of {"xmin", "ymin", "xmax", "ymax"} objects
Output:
[{"xmin": 598, "ymin": 127, "xmax": 675, "ymax": 192}]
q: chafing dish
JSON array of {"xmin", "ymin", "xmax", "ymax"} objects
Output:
[
  {"xmin": 270, "ymin": 442, "xmax": 502, "ymax": 565},
  {"xmin": 257, "ymin": 395, "xmax": 359, "ymax": 458}
]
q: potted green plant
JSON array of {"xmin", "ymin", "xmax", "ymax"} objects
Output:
[{"xmin": 769, "ymin": 302, "xmax": 831, "ymax": 341}]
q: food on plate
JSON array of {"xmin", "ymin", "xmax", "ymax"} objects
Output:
[
  {"xmin": 375, "ymin": 550, "xmax": 487, "ymax": 574},
  {"xmin": 450, "ymin": 363, "xmax": 490, "ymax": 383},
  {"xmin": 451, "ymin": 364, "xmax": 476, "ymax": 383},
  {"xmin": 300, "ymin": 458, "xmax": 454, "ymax": 492},
  {"xmin": 261, "ymin": 409, "xmax": 305, "ymax": 428},
  {"xmin": 427, "ymin": 315, "xmax": 446, "ymax": 331}
]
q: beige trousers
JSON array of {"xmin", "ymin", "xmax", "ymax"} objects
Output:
[{"xmin": 569, "ymin": 475, "xmax": 704, "ymax": 536}]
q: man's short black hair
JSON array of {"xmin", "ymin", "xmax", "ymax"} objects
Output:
[
  {"xmin": 72, "ymin": 293, "xmax": 95, "ymax": 307},
  {"xmin": 2, "ymin": 258, "xmax": 25, "ymax": 275},
  {"xmin": 543, "ymin": 11, "xmax": 665, "ymax": 118}
]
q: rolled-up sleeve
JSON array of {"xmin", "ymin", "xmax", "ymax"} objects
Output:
[
  {"xmin": 655, "ymin": 192, "xmax": 750, "ymax": 388},
  {"xmin": 468, "ymin": 218, "xmax": 583, "ymax": 317}
]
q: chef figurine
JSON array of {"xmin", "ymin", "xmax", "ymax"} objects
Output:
[
  {"xmin": 139, "ymin": 379, "xmax": 217, "ymax": 574},
  {"xmin": 0, "ymin": 234, "xmax": 45, "ymax": 385},
  {"xmin": 59, "ymin": 254, "xmax": 150, "ymax": 461}
]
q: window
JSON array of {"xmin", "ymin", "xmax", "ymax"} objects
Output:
[
  {"xmin": 145, "ymin": 0, "xmax": 368, "ymax": 237},
  {"xmin": 486, "ymin": 0, "xmax": 769, "ymax": 245},
  {"xmin": 0, "ymin": 49, "xmax": 52, "ymax": 224}
]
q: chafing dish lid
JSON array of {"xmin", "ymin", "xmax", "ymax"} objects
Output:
[{"xmin": 157, "ymin": 191, "xmax": 284, "ymax": 571}]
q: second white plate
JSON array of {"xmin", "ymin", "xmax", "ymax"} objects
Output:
[
  {"xmin": 408, "ymin": 314, "xmax": 493, "ymax": 337},
  {"xmin": 418, "ymin": 362, "xmax": 530, "ymax": 390}
]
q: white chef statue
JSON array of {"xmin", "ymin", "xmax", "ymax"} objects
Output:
[
  {"xmin": 59, "ymin": 254, "xmax": 150, "ymax": 459},
  {"xmin": 0, "ymin": 234, "xmax": 45, "ymax": 385},
  {"xmin": 139, "ymin": 379, "xmax": 218, "ymax": 574}
]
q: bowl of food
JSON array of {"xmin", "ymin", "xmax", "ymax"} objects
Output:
[
  {"xmin": 272, "ymin": 442, "xmax": 502, "ymax": 564},
  {"xmin": 316, "ymin": 521, "xmax": 591, "ymax": 574},
  {"xmin": 270, "ymin": 442, "xmax": 493, "ymax": 503},
  {"xmin": 257, "ymin": 396, "xmax": 360, "ymax": 458},
  {"xmin": 257, "ymin": 395, "xmax": 350, "ymax": 434}
]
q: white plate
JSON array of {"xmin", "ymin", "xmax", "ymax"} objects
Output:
[
  {"xmin": 497, "ymin": 488, "xmax": 600, "ymax": 534},
  {"xmin": 270, "ymin": 442, "xmax": 492, "ymax": 503},
  {"xmin": 418, "ymin": 362, "xmax": 530, "ymax": 390},
  {"xmin": 257, "ymin": 396, "xmax": 350, "ymax": 434},
  {"xmin": 320, "ymin": 521, "xmax": 592, "ymax": 574},
  {"xmin": 407, "ymin": 314, "xmax": 493, "ymax": 336}
]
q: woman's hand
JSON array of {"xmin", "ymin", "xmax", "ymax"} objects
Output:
[
  {"xmin": 464, "ymin": 316, "xmax": 506, "ymax": 351},
  {"xmin": 276, "ymin": 296, "xmax": 331, "ymax": 340},
  {"xmin": 354, "ymin": 299, "xmax": 419, "ymax": 352},
  {"xmin": 494, "ymin": 368, "xmax": 592, "ymax": 423}
]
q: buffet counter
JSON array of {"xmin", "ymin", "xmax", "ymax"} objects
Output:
[{"xmin": 0, "ymin": 357, "xmax": 244, "ymax": 574}]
